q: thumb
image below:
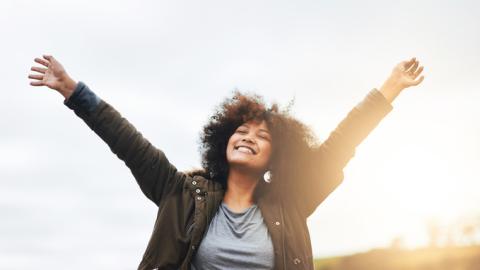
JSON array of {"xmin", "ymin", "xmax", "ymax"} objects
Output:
[{"xmin": 411, "ymin": 75, "xmax": 425, "ymax": 86}]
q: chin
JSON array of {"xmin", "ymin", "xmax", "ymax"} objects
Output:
[
  {"xmin": 227, "ymin": 148, "xmax": 268, "ymax": 173},
  {"xmin": 228, "ymin": 158, "xmax": 265, "ymax": 173}
]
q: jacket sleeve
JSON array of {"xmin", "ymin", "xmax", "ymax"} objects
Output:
[
  {"xmin": 64, "ymin": 81, "xmax": 186, "ymax": 206},
  {"xmin": 296, "ymin": 88, "xmax": 393, "ymax": 218}
]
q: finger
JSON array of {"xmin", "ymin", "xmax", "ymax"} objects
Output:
[
  {"xmin": 44, "ymin": 55, "xmax": 60, "ymax": 66},
  {"xmin": 28, "ymin": 74, "xmax": 44, "ymax": 80},
  {"xmin": 413, "ymin": 66, "xmax": 424, "ymax": 79},
  {"xmin": 411, "ymin": 75, "xmax": 425, "ymax": 86},
  {"xmin": 43, "ymin": 55, "xmax": 57, "ymax": 65},
  {"xmin": 34, "ymin": 57, "xmax": 50, "ymax": 67},
  {"xmin": 407, "ymin": 60, "xmax": 419, "ymax": 73},
  {"xmin": 403, "ymin": 57, "xmax": 416, "ymax": 70},
  {"xmin": 31, "ymin": 66, "xmax": 47, "ymax": 74},
  {"xmin": 30, "ymin": 80, "xmax": 44, "ymax": 86}
]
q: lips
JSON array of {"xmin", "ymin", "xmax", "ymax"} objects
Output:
[{"xmin": 234, "ymin": 145, "xmax": 257, "ymax": 155}]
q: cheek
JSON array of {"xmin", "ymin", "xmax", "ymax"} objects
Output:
[
  {"xmin": 226, "ymin": 136, "xmax": 236, "ymax": 155},
  {"xmin": 261, "ymin": 143, "xmax": 273, "ymax": 161}
]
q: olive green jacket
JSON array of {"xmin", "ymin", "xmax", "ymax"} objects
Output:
[{"xmin": 65, "ymin": 83, "xmax": 393, "ymax": 270}]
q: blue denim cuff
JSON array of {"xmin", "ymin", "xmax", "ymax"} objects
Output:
[{"xmin": 63, "ymin": 81, "xmax": 101, "ymax": 113}]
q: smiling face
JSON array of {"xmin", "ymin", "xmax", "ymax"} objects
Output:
[{"xmin": 226, "ymin": 119, "xmax": 273, "ymax": 173}]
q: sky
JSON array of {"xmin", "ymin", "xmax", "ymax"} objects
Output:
[{"xmin": 1, "ymin": 0, "xmax": 479, "ymax": 269}]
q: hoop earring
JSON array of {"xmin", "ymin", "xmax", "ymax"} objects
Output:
[{"xmin": 263, "ymin": 170, "xmax": 272, "ymax": 183}]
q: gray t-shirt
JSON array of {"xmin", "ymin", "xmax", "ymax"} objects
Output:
[{"xmin": 190, "ymin": 201, "xmax": 274, "ymax": 270}]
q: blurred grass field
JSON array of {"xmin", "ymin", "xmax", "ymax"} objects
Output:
[{"xmin": 314, "ymin": 245, "xmax": 480, "ymax": 270}]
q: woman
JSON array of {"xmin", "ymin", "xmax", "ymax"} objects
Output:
[{"xmin": 28, "ymin": 55, "xmax": 424, "ymax": 270}]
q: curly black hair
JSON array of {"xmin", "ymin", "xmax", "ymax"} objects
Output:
[{"xmin": 186, "ymin": 90, "xmax": 320, "ymax": 199}]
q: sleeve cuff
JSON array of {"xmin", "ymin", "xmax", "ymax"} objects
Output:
[
  {"xmin": 364, "ymin": 88, "xmax": 394, "ymax": 114},
  {"xmin": 63, "ymin": 81, "xmax": 101, "ymax": 113}
]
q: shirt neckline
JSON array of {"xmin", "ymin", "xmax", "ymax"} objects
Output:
[{"xmin": 221, "ymin": 201, "xmax": 257, "ymax": 214}]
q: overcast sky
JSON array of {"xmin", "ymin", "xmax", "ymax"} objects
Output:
[{"xmin": 1, "ymin": 0, "xmax": 479, "ymax": 269}]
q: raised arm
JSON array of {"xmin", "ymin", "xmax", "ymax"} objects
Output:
[
  {"xmin": 296, "ymin": 57, "xmax": 425, "ymax": 217},
  {"xmin": 28, "ymin": 55, "xmax": 185, "ymax": 206}
]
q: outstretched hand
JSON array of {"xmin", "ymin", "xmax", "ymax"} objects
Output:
[
  {"xmin": 391, "ymin": 57, "xmax": 425, "ymax": 88},
  {"xmin": 29, "ymin": 55, "xmax": 77, "ymax": 99},
  {"xmin": 379, "ymin": 57, "xmax": 425, "ymax": 103}
]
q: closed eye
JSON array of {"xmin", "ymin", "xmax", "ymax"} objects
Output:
[
  {"xmin": 258, "ymin": 134, "xmax": 271, "ymax": 141},
  {"xmin": 258, "ymin": 130, "xmax": 271, "ymax": 140}
]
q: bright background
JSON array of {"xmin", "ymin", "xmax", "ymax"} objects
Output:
[{"xmin": 1, "ymin": 0, "xmax": 479, "ymax": 269}]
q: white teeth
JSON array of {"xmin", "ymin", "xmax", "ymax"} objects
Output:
[{"xmin": 236, "ymin": 146, "xmax": 254, "ymax": 154}]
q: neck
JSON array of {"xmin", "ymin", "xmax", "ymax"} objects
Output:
[{"xmin": 223, "ymin": 166, "xmax": 262, "ymax": 212}]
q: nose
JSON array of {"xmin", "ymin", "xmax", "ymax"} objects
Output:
[{"xmin": 241, "ymin": 137, "xmax": 255, "ymax": 144}]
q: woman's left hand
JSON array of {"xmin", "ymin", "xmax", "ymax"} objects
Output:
[{"xmin": 379, "ymin": 57, "xmax": 425, "ymax": 103}]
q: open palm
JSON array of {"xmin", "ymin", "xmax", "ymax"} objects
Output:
[
  {"xmin": 29, "ymin": 55, "xmax": 67, "ymax": 89},
  {"xmin": 29, "ymin": 55, "xmax": 76, "ymax": 98},
  {"xmin": 392, "ymin": 57, "xmax": 425, "ymax": 89}
]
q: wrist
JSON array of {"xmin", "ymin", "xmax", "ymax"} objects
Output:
[
  {"xmin": 59, "ymin": 76, "xmax": 77, "ymax": 100},
  {"xmin": 379, "ymin": 79, "xmax": 402, "ymax": 103}
]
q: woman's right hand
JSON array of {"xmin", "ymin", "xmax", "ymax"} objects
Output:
[
  {"xmin": 29, "ymin": 55, "xmax": 77, "ymax": 100},
  {"xmin": 378, "ymin": 57, "xmax": 425, "ymax": 103}
]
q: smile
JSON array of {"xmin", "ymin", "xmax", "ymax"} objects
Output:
[{"xmin": 234, "ymin": 145, "xmax": 256, "ymax": 155}]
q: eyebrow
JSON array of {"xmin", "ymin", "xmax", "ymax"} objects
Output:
[{"xmin": 240, "ymin": 124, "xmax": 271, "ymax": 134}]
